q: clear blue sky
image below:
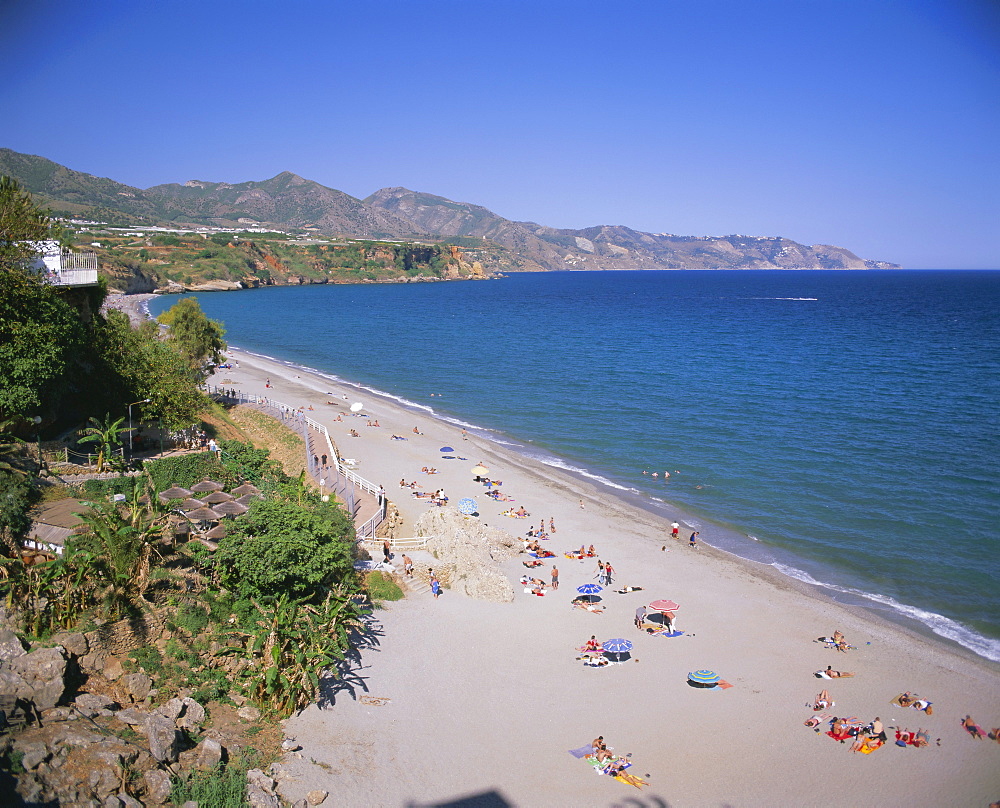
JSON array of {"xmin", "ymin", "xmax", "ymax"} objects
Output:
[{"xmin": 2, "ymin": 0, "xmax": 998, "ymax": 267}]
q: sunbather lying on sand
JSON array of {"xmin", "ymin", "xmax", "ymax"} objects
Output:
[
  {"xmin": 523, "ymin": 559, "xmax": 544, "ymax": 568},
  {"xmin": 616, "ymin": 586, "xmax": 644, "ymax": 593},
  {"xmin": 572, "ymin": 598, "xmax": 604, "ymax": 613},
  {"xmin": 816, "ymin": 666, "xmax": 855, "ymax": 678},
  {"xmin": 962, "ymin": 715, "xmax": 986, "ymax": 739},
  {"xmin": 605, "ymin": 759, "xmax": 647, "ymax": 788},
  {"xmin": 813, "ymin": 690, "xmax": 834, "ymax": 710}
]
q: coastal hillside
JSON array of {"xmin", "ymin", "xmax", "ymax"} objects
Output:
[
  {"xmin": 0, "ymin": 148, "xmax": 900, "ymax": 271},
  {"xmin": 366, "ymin": 187, "xmax": 899, "ymax": 270},
  {"xmin": 146, "ymin": 172, "xmax": 422, "ymax": 239}
]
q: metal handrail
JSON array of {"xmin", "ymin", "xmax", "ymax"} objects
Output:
[{"xmin": 207, "ymin": 385, "xmax": 386, "ymax": 538}]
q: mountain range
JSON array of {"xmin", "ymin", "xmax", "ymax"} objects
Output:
[{"xmin": 0, "ymin": 148, "xmax": 899, "ymax": 270}]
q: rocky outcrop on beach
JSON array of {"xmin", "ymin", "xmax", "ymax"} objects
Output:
[{"xmin": 414, "ymin": 509, "xmax": 520, "ymax": 602}]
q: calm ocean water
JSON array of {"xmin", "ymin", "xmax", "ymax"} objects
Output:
[{"xmin": 150, "ymin": 270, "xmax": 1000, "ymax": 661}]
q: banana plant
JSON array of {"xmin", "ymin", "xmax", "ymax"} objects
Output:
[{"xmin": 78, "ymin": 414, "xmax": 129, "ymax": 473}]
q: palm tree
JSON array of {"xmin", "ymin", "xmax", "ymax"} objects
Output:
[{"xmin": 78, "ymin": 414, "xmax": 129, "ymax": 473}]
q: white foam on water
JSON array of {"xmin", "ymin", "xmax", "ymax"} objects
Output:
[
  {"xmin": 770, "ymin": 563, "xmax": 1000, "ymax": 662},
  {"xmin": 532, "ymin": 455, "xmax": 642, "ymax": 494}
]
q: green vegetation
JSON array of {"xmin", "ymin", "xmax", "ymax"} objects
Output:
[
  {"xmin": 77, "ymin": 414, "xmax": 129, "ymax": 473},
  {"xmin": 365, "ymin": 570, "xmax": 404, "ymax": 602},
  {"xmin": 170, "ymin": 750, "xmax": 267, "ymax": 808},
  {"xmin": 156, "ymin": 297, "xmax": 227, "ymax": 381}
]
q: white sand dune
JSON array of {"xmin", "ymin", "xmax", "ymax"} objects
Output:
[{"xmin": 210, "ymin": 347, "xmax": 1000, "ymax": 807}]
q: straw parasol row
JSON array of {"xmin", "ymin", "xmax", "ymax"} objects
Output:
[{"xmin": 158, "ymin": 481, "xmax": 261, "ymax": 540}]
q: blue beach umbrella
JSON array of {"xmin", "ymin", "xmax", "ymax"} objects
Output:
[
  {"xmin": 576, "ymin": 582, "xmax": 603, "ymax": 603},
  {"xmin": 440, "ymin": 446, "xmax": 455, "ymax": 453},
  {"xmin": 602, "ymin": 637, "xmax": 633, "ymax": 662},
  {"xmin": 687, "ymin": 669, "xmax": 721, "ymax": 688},
  {"xmin": 457, "ymin": 498, "xmax": 478, "ymax": 515}
]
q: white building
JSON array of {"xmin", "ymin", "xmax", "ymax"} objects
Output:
[{"xmin": 28, "ymin": 240, "xmax": 99, "ymax": 286}]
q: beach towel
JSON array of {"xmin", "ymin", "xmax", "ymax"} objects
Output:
[
  {"xmin": 568, "ymin": 745, "xmax": 594, "ymax": 759},
  {"xmin": 856, "ymin": 739, "xmax": 884, "ymax": 755},
  {"xmin": 651, "ymin": 630, "xmax": 685, "ymax": 638}
]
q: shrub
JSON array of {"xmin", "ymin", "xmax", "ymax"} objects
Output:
[{"xmin": 365, "ymin": 571, "xmax": 404, "ymax": 602}]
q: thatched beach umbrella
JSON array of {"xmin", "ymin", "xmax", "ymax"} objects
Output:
[
  {"xmin": 232, "ymin": 483, "xmax": 261, "ymax": 497},
  {"xmin": 204, "ymin": 524, "xmax": 228, "ymax": 540},
  {"xmin": 185, "ymin": 506, "xmax": 221, "ymax": 522},
  {"xmin": 203, "ymin": 490, "xmax": 234, "ymax": 504},
  {"xmin": 178, "ymin": 498, "xmax": 207, "ymax": 511},
  {"xmin": 190, "ymin": 479, "xmax": 224, "ymax": 493},
  {"xmin": 235, "ymin": 494, "xmax": 259, "ymax": 507},
  {"xmin": 159, "ymin": 484, "xmax": 192, "ymax": 502},
  {"xmin": 213, "ymin": 500, "xmax": 248, "ymax": 516}
]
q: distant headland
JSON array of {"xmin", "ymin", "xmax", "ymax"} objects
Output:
[{"xmin": 1, "ymin": 147, "xmax": 900, "ymax": 293}]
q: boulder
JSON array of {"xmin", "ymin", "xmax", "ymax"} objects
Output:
[
  {"xmin": 415, "ymin": 509, "xmax": 519, "ymax": 602},
  {"xmin": 103, "ymin": 658, "xmax": 125, "ymax": 681},
  {"xmin": 143, "ymin": 713, "xmax": 181, "ymax": 763},
  {"xmin": 17, "ymin": 741, "xmax": 50, "ymax": 770},
  {"xmin": 307, "ymin": 789, "xmax": 329, "ymax": 805},
  {"xmin": 123, "ymin": 672, "xmax": 152, "ymax": 701},
  {"xmin": 0, "ymin": 645, "xmax": 68, "ymax": 710},
  {"xmin": 0, "ymin": 629, "xmax": 27, "ymax": 660},
  {"xmin": 237, "ymin": 704, "xmax": 261, "ymax": 721},
  {"xmin": 114, "ymin": 707, "xmax": 147, "ymax": 726},
  {"xmin": 178, "ymin": 697, "xmax": 206, "ymax": 729},
  {"xmin": 156, "ymin": 697, "xmax": 184, "ymax": 721},
  {"xmin": 51, "ymin": 631, "xmax": 89, "ymax": 657},
  {"xmin": 143, "ymin": 769, "xmax": 173, "ymax": 804},
  {"xmin": 179, "ymin": 737, "xmax": 224, "ymax": 771},
  {"xmin": 247, "ymin": 768, "xmax": 281, "ymax": 807},
  {"xmin": 89, "ymin": 765, "xmax": 120, "ymax": 799},
  {"xmin": 74, "ymin": 692, "xmax": 117, "ymax": 717},
  {"xmin": 247, "ymin": 786, "xmax": 281, "ymax": 808}
]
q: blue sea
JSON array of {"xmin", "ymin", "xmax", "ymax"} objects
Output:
[{"xmin": 150, "ymin": 270, "xmax": 1000, "ymax": 661}]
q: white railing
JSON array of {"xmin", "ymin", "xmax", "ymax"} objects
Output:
[
  {"xmin": 49, "ymin": 268, "xmax": 99, "ymax": 286},
  {"xmin": 207, "ymin": 385, "xmax": 386, "ymax": 538},
  {"xmin": 361, "ymin": 535, "xmax": 430, "ymax": 550}
]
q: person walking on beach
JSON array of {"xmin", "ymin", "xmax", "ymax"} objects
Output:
[
  {"xmin": 430, "ymin": 573, "xmax": 441, "ymax": 599},
  {"xmin": 402, "ymin": 555, "xmax": 413, "ymax": 577},
  {"xmin": 671, "ymin": 521, "xmax": 680, "ymax": 539},
  {"xmin": 603, "ymin": 561, "xmax": 615, "ymax": 586},
  {"xmin": 635, "ymin": 605, "xmax": 647, "ymax": 629},
  {"xmin": 550, "ymin": 517, "xmax": 556, "ymax": 533},
  {"xmin": 383, "ymin": 539, "xmax": 391, "ymax": 564},
  {"xmin": 551, "ymin": 566, "xmax": 559, "ymax": 590},
  {"xmin": 595, "ymin": 560, "xmax": 605, "ymax": 581},
  {"xmin": 689, "ymin": 531, "xmax": 699, "ymax": 548}
]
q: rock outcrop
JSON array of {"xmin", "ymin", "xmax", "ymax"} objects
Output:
[{"xmin": 414, "ymin": 508, "xmax": 520, "ymax": 602}]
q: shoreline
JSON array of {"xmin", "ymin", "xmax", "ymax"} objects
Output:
[
  {"xmin": 216, "ymin": 339, "xmax": 999, "ymax": 665},
  {"xmin": 207, "ymin": 345, "xmax": 999, "ymax": 805}
]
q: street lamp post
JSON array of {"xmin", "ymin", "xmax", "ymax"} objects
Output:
[
  {"xmin": 31, "ymin": 416, "xmax": 42, "ymax": 474},
  {"xmin": 128, "ymin": 399, "xmax": 151, "ymax": 457}
]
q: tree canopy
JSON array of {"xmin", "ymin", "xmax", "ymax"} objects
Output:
[
  {"xmin": 215, "ymin": 497, "xmax": 355, "ymax": 602},
  {"xmin": 0, "ymin": 175, "xmax": 61, "ymax": 271},
  {"xmin": 157, "ymin": 297, "xmax": 227, "ymax": 380}
]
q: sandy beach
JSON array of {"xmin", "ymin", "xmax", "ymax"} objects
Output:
[{"xmin": 201, "ymin": 343, "xmax": 1000, "ymax": 806}]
